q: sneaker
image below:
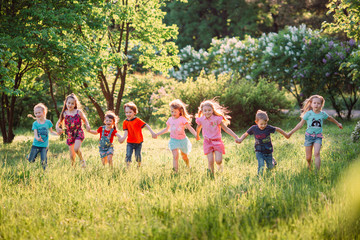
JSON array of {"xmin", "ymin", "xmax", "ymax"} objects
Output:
[{"xmin": 272, "ymin": 157, "xmax": 277, "ymax": 166}]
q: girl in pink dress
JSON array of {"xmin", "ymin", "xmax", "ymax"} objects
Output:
[
  {"xmin": 157, "ymin": 99, "xmax": 197, "ymax": 172},
  {"xmin": 196, "ymin": 99, "xmax": 240, "ymax": 176},
  {"xmin": 56, "ymin": 93, "xmax": 90, "ymax": 167}
]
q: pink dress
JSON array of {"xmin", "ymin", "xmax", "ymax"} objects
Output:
[
  {"xmin": 64, "ymin": 110, "xmax": 85, "ymax": 146},
  {"xmin": 196, "ymin": 115, "xmax": 225, "ymax": 155}
]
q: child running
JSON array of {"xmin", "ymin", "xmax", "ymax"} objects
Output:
[
  {"xmin": 288, "ymin": 95, "xmax": 342, "ymax": 170},
  {"xmin": 56, "ymin": 93, "xmax": 90, "ymax": 167},
  {"xmin": 196, "ymin": 99, "xmax": 240, "ymax": 175},
  {"xmin": 119, "ymin": 102, "xmax": 157, "ymax": 167},
  {"xmin": 87, "ymin": 111, "xmax": 123, "ymax": 167},
  {"xmin": 27, "ymin": 103, "xmax": 59, "ymax": 170},
  {"xmin": 236, "ymin": 110, "xmax": 289, "ymax": 175},
  {"xmin": 156, "ymin": 99, "xmax": 197, "ymax": 172}
]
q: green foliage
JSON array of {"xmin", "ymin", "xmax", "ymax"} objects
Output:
[
  {"xmin": 220, "ymin": 79, "xmax": 292, "ymax": 128},
  {"xmin": 323, "ymin": 0, "xmax": 360, "ymax": 42}
]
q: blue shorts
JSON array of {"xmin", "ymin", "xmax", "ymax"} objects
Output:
[
  {"xmin": 304, "ymin": 134, "xmax": 323, "ymax": 146},
  {"xmin": 168, "ymin": 137, "xmax": 192, "ymax": 154}
]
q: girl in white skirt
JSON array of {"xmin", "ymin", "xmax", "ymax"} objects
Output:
[{"xmin": 157, "ymin": 99, "xmax": 197, "ymax": 172}]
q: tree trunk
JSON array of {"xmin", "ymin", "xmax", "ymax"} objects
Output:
[{"xmin": 47, "ymin": 70, "xmax": 60, "ymax": 118}]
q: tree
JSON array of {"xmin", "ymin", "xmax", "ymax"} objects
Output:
[
  {"xmin": 77, "ymin": 0, "xmax": 180, "ymax": 120},
  {"xmin": 323, "ymin": 0, "xmax": 360, "ymax": 42},
  {"xmin": 0, "ymin": 0, "xmax": 97, "ymax": 143}
]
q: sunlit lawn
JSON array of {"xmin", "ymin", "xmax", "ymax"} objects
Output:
[{"xmin": 1, "ymin": 120, "xmax": 359, "ymax": 239}]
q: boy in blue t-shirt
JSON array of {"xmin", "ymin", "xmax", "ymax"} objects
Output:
[
  {"xmin": 237, "ymin": 110, "xmax": 289, "ymax": 175},
  {"xmin": 27, "ymin": 103, "xmax": 59, "ymax": 170}
]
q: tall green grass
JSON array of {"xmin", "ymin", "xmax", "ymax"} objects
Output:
[{"xmin": 1, "ymin": 121, "xmax": 359, "ymax": 239}]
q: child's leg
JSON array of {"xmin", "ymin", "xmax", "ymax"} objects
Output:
[
  {"xmin": 74, "ymin": 140, "xmax": 86, "ymax": 167},
  {"xmin": 214, "ymin": 151, "xmax": 223, "ymax": 171},
  {"xmin": 101, "ymin": 156, "xmax": 108, "ymax": 166},
  {"xmin": 255, "ymin": 152, "xmax": 265, "ymax": 175},
  {"xmin": 107, "ymin": 154, "xmax": 113, "ymax": 167},
  {"xmin": 305, "ymin": 146, "xmax": 313, "ymax": 170},
  {"xmin": 27, "ymin": 146, "xmax": 40, "ymax": 163},
  {"xmin": 39, "ymin": 147, "xmax": 48, "ymax": 170},
  {"xmin": 180, "ymin": 151, "xmax": 190, "ymax": 168},
  {"xmin": 172, "ymin": 149, "xmax": 180, "ymax": 171},
  {"xmin": 313, "ymin": 143, "xmax": 322, "ymax": 170},
  {"xmin": 207, "ymin": 152, "xmax": 215, "ymax": 173},
  {"xmin": 264, "ymin": 154, "xmax": 274, "ymax": 171},
  {"xmin": 134, "ymin": 143, "xmax": 142, "ymax": 167},
  {"xmin": 68, "ymin": 144, "xmax": 76, "ymax": 166},
  {"xmin": 125, "ymin": 143, "xmax": 133, "ymax": 167}
]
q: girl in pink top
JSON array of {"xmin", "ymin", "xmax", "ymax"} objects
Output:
[
  {"xmin": 196, "ymin": 99, "xmax": 240, "ymax": 175},
  {"xmin": 157, "ymin": 99, "xmax": 197, "ymax": 172}
]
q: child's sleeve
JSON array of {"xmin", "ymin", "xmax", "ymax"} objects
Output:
[
  {"xmin": 269, "ymin": 125, "xmax": 276, "ymax": 133},
  {"xmin": 195, "ymin": 117, "xmax": 202, "ymax": 126},
  {"xmin": 303, "ymin": 111, "xmax": 310, "ymax": 121},
  {"xmin": 32, "ymin": 122, "xmax": 37, "ymax": 131},
  {"xmin": 139, "ymin": 119, "xmax": 146, "ymax": 128},
  {"xmin": 47, "ymin": 120, "xmax": 53, "ymax": 129},
  {"xmin": 246, "ymin": 126, "xmax": 254, "ymax": 135},
  {"xmin": 97, "ymin": 126, "xmax": 102, "ymax": 134},
  {"xmin": 322, "ymin": 111, "xmax": 329, "ymax": 120},
  {"xmin": 123, "ymin": 121, "xmax": 128, "ymax": 131}
]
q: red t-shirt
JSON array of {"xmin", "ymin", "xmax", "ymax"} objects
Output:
[
  {"xmin": 97, "ymin": 126, "xmax": 118, "ymax": 143},
  {"xmin": 122, "ymin": 117, "xmax": 146, "ymax": 143}
]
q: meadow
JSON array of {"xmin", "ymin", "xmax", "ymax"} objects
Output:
[{"xmin": 1, "ymin": 119, "xmax": 360, "ymax": 239}]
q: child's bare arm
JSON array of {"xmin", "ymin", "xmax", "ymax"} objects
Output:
[
  {"xmin": 196, "ymin": 125, "xmax": 202, "ymax": 140},
  {"xmin": 327, "ymin": 116, "xmax": 343, "ymax": 129},
  {"xmin": 156, "ymin": 125, "xmax": 170, "ymax": 136},
  {"xmin": 145, "ymin": 124, "xmax": 157, "ymax": 138},
  {"xmin": 275, "ymin": 127, "xmax": 290, "ymax": 139},
  {"xmin": 289, "ymin": 119, "xmax": 306, "ymax": 136},
  {"xmin": 34, "ymin": 129, "xmax": 43, "ymax": 142},
  {"xmin": 119, "ymin": 130, "xmax": 128, "ymax": 143},
  {"xmin": 185, "ymin": 123, "xmax": 197, "ymax": 137},
  {"xmin": 55, "ymin": 118, "xmax": 64, "ymax": 134},
  {"xmin": 79, "ymin": 110, "xmax": 91, "ymax": 131},
  {"xmin": 49, "ymin": 127, "xmax": 60, "ymax": 136},
  {"xmin": 237, "ymin": 132, "xmax": 249, "ymax": 143},
  {"xmin": 87, "ymin": 129, "xmax": 98, "ymax": 135},
  {"xmin": 220, "ymin": 122, "xmax": 239, "ymax": 140},
  {"xmin": 115, "ymin": 132, "xmax": 123, "ymax": 143}
]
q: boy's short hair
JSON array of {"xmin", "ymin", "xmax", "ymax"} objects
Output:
[
  {"xmin": 255, "ymin": 110, "xmax": 269, "ymax": 121},
  {"xmin": 124, "ymin": 102, "xmax": 138, "ymax": 114}
]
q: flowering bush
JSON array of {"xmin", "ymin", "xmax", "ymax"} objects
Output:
[{"xmin": 168, "ymin": 46, "xmax": 211, "ymax": 81}]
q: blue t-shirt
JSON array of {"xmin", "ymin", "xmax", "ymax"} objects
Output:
[
  {"xmin": 302, "ymin": 110, "xmax": 328, "ymax": 135},
  {"xmin": 32, "ymin": 120, "xmax": 53, "ymax": 147},
  {"xmin": 246, "ymin": 125, "xmax": 276, "ymax": 153}
]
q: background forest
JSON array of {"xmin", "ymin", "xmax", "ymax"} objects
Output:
[{"xmin": 1, "ymin": 0, "xmax": 360, "ymax": 144}]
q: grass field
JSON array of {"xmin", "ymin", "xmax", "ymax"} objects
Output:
[{"xmin": 1, "ymin": 120, "xmax": 360, "ymax": 239}]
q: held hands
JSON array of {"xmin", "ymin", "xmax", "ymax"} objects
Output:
[
  {"xmin": 235, "ymin": 137, "xmax": 242, "ymax": 144},
  {"xmin": 338, "ymin": 123, "xmax": 343, "ymax": 129},
  {"xmin": 196, "ymin": 135, "xmax": 200, "ymax": 141},
  {"xmin": 152, "ymin": 133, "xmax": 157, "ymax": 139},
  {"xmin": 56, "ymin": 127, "xmax": 64, "ymax": 135}
]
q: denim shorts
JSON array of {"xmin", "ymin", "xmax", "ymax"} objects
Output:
[
  {"xmin": 27, "ymin": 146, "xmax": 48, "ymax": 170},
  {"xmin": 304, "ymin": 134, "xmax": 323, "ymax": 146},
  {"xmin": 255, "ymin": 152, "xmax": 274, "ymax": 175}
]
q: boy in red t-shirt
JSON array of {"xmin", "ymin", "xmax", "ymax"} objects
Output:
[{"xmin": 119, "ymin": 102, "xmax": 157, "ymax": 167}]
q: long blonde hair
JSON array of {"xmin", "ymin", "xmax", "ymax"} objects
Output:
[
  {"xmin": 196, "ymin": 99, "xmax": 231, "ymax": 126},
  {"xmin": 301, "ymin": 95, "xmax": 325, "ymax": 117},
  {"xmin": 27, "ymin": 103, "xmax": 48, "ymax": 120},
  {"xmin": 169, "ymin": 99, "xmax": 192, "ymax": 123},
  {"xmin": 59, "ymin": 93, "xmax": 83, "ymax": 122},
  {"xmin": 104, "ymin": 111, "xmax": 119, "ymax": 130}
]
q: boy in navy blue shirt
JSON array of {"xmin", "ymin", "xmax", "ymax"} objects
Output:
[{"xmin": 237, "ymin": 110, "xmax": 289, "ymax": 175}]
